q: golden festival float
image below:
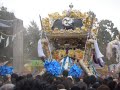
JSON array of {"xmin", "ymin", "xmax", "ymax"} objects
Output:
[{"xmin": 36, "ymin": 4, "xmax": 105, "ymax": 76}]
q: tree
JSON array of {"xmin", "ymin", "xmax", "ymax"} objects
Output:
[
  {"xmin": 24, "ymin": 21, "xmax": 40, "ymax": 60},
  {"xmin": 0, "ymin": 6, "xmax": 16, "ymax": 20},
  {"xmin": 97, "ymin": 20, "xmax": 119, "ymax": 65}
]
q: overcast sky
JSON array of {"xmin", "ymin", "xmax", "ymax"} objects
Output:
[{"xmin": 1, "ymin": 0, "xmax": 120, "ymax": 30}]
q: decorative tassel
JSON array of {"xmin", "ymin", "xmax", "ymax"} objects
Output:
[
  {"xmin": 92, "ymin": 49, "xmax": 98, "ymax": 64},
  {"xmin": 93, "ymin": 40, "xmax": 104, "ymax": 67},
  {"xmin": 94, "ymin": 40, "xmax": 104, "ymax": 58},
  {"xmin": 93, "ymin": 53, "xmax": 98, "ymax": 64},
  {"xmin": 98, "ymin": 58, "xmax": 105, "ymax": 67}
]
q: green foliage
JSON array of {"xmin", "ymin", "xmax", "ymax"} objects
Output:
[
  {"xmin": 0, "ymin": 6, "xmax": 16, "ymax": 20},
  {"xmin": 97, "ymin": 20, "xmax": 119, "ymax": 65},
  {"xmin": 31, "ymin": 60, "xmax": 44, "ymax": 66},
  {"xmin": 23, "ymin": 21, "xmax": 40, "ymax": 60}
]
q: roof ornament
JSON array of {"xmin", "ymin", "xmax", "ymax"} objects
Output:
[
  {"xmin": 67, "ymin": 3, "xmax": 73, "ymax": 17},
  {"xmin": 69, "ymin": 3, "xmax": 73, "ymax": 9}
]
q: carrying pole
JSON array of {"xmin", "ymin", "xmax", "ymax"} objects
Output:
[{"xmin": 39, "ymin": 15, "xmax": 52, "ymax": 60}]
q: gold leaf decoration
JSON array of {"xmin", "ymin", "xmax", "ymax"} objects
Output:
[{"xmin": 42, "ymin": 9, "xmax": 98, "ymax": 38}]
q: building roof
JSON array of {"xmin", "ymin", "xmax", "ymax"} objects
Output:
[
  {"xmin": 0, "ymin": 22, "xmax": 10, "ymax": 28},
  {"xmin": 0, "ymin": 19, "xmax": 13, "ymax": 30}
]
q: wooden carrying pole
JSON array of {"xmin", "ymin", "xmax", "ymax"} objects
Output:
[{"xmin": 39, "ymin": 15, "xmax": 52, "ymax": 60}]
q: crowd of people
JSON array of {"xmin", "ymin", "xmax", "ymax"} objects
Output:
[{"xmin": 0, "ymin": 70, "xmax": 120, "ymax": 90}]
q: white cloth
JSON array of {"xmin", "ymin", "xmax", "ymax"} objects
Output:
[
  {"xmin": 94, "ymin": 40, "xmax": 104, "ymax": 58},
  {"xmin": 5, "ymin": 37, "xmax": 9, "ymax": 47},
  {"xmin": 0, "ymin": 35, "xmax": 5, "ymax": 43},
  {"xmin": 38, "ymin": 39, "xmax": 45, "ymax": 57}
]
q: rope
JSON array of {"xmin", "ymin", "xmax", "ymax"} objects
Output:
[
  {"xmin": 44, "ymin": 32, "xmax": 52, "ymax": 60},
  {"xmin": 0, "ymin": 30, "xmax": 23, "ymax": 37}
]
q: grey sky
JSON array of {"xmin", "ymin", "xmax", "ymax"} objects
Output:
[{"xmin": 1, "ymin": 0, "xmax": 120, "ymax": 30}]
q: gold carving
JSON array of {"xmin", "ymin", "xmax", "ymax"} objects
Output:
[
  {"xmin": 42, "ymin": 9, "xmax": 95, "ymax": 31},
  {"xmin": 52, "ymin": 49, "xmax": 84, "ymax": 61}
]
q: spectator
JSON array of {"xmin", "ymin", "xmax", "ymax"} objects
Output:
[
  {"xmin": 26, "ymin": 73, "xmax": 33, "ymax": 79},
  {"xmin": 11, "ymin": 73, "xmax": 18, "ymax": 84},
  {"xmin": 62, "ymin": 70, "xmax": 68, "ymax": 78},
  {"xmin": 87, "ymin": 87, "xmax": 96, "ymax": 90},
  {"xmin": 75, "ymin": 81, "xmax": 87, "ymax": 90},
  {"xmin": 97, "ymin": 85, "xmax": 110, "ymax": 90},
  {"xmin": 108, "ymin": 81, "xmax": 117, "ymax": 90},
  {"xmin": 71, "ymin": 85, "xmax": 81, "ymax": 90},
  {"xmin": 92, "ymin": 82, "xmax": 101, "ymax": 89},
  {"xmin": 57, "ymin": 84, "xmax": 65, "ymax": 90},
  {"xmin": 0, "ymin": 84, "xmax": 14, "ymax": 90},
  {"xmin": 0, "ymin": 78, "xmax": 4, "ymax": 87},
  {"xmin": 114, "ymin": 82, "xmax": 120, "ymax": 90}
]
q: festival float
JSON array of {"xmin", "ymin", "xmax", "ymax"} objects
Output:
[
  {"xmin": 38, "ymin": 4, "xmax": 105, "ymax": 77},
  {"xmin": 106, "ymin": 35, "xmax": 120, "ymax": 75}
]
